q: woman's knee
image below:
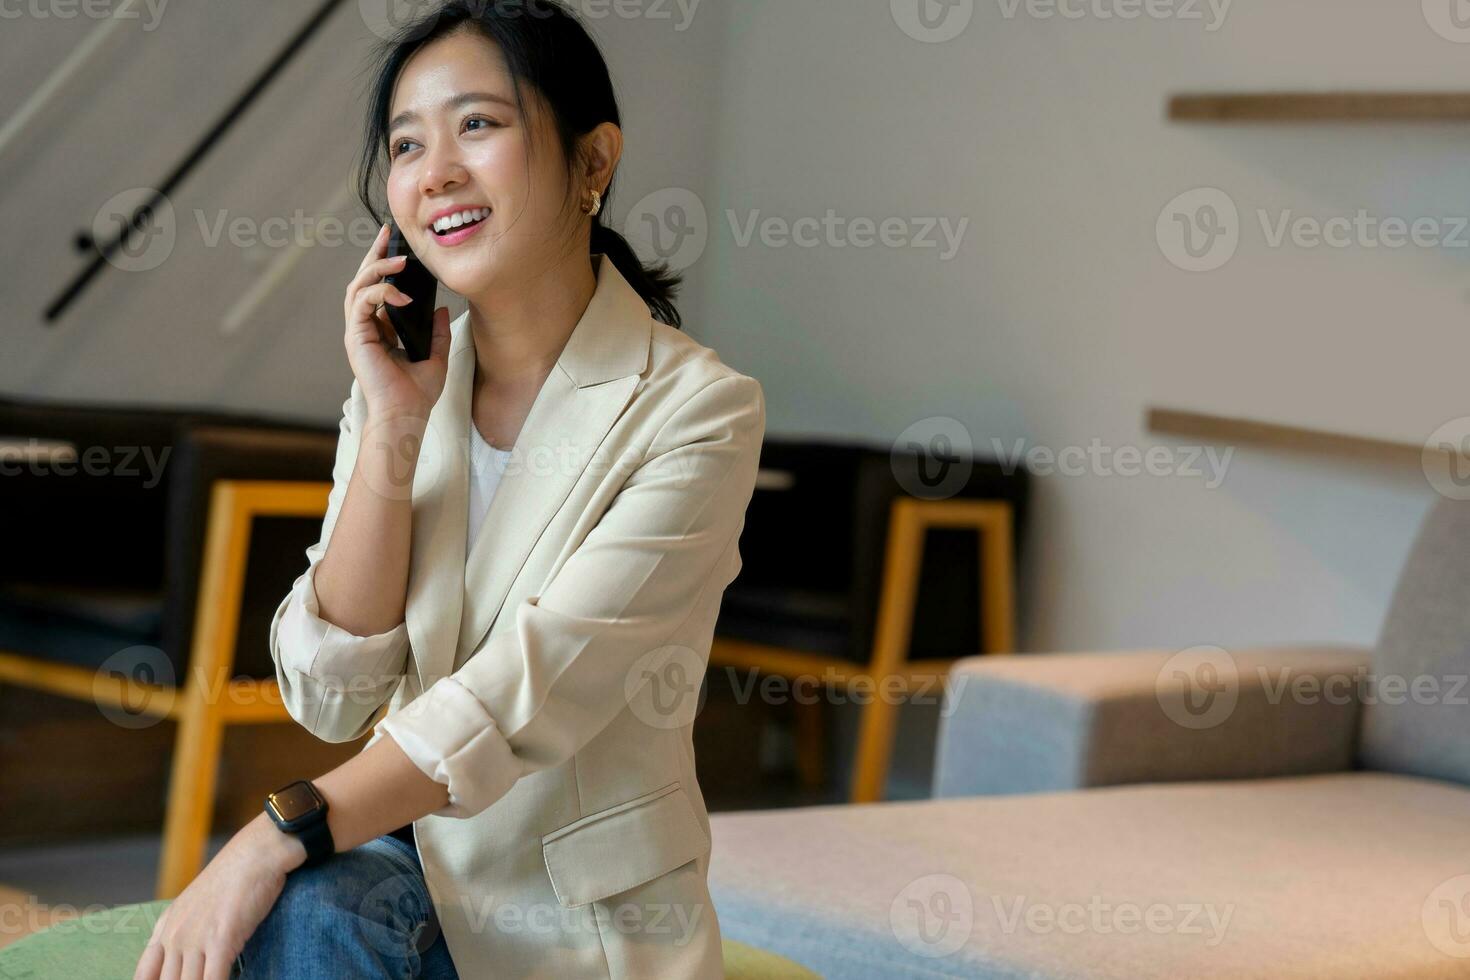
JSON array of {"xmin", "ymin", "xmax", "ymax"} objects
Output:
[{"xmin": 247, "ymin": 839, "xmax": 432, "ymax": 955}]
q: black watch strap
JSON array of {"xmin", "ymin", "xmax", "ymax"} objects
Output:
[{"xmin": 294, "ymin": 816, "xmax": 335, "ymax": 867}]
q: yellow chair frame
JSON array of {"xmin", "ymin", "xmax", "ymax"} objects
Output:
[
  {"xmin": 708, "ymin": 497, "xmax": 1016, "ymax": 803},
  {"xmin": 0, "ymin": 480, "xmax": 333, "ymax": 898}
]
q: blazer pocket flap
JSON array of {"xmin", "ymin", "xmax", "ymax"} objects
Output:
[{"xmin": 541, "ymin": 781, "xmax": 710, "ymax": 909}]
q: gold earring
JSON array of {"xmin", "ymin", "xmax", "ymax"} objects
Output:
[{"xmin": 583, "ymin": 189, "xmax": 602, "ymax": 217}]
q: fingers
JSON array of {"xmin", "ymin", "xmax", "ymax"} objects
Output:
[
  {"xmin": 202, "ymin": 951, "xmax": 236, "ymax": 980},
  {"xmin": 349, "ymin": 282, "xmax": 414, "ymax": 342},
  {"xmin": 346, "ymin": 253, "xmax": 408, "ymax": 301},
  {"xmin": 133, "ymin": 939, "xmax": 164, "ymax": 980},
  {"xmin": 178, "ymin": 948, "xmax": 206, "ymax": 980},
  {"xmin": 354, "ymin": 222, "xmax": 391, "ymax": 277},
  {"xmin": 343, "ymin": 222, "xmax": 408, "ymax": 329}
]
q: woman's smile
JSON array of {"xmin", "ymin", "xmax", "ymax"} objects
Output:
[{"xmin": 428, "ymin": 207, "xmax": 491, "ymax": 247}]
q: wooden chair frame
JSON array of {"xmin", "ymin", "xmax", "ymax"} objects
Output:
[
  {"xmin": 708, "ymin": 497, "xmax": 1016, "ymax": 804},
  {"xmin": 0, "ymin": 479, "xmax": 331, "ymax": 898}
]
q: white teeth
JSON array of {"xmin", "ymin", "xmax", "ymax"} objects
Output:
[{"xmin": 431, "ymin": 207, "xmax": 490, "ymax": 233}]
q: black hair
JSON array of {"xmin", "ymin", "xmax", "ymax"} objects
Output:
[{"xmin": 354, "ymin": 0, "xmax": 683, "ymax": 328}]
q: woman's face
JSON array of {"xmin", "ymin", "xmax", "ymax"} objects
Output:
[{"xmin": 385, "ymin": 29, "xmax": 574, "ymax": 298}]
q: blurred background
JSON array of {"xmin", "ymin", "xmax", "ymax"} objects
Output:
[{"xmin": 3, "ymin": 1, "xmax": 1469, "ymax": 975}]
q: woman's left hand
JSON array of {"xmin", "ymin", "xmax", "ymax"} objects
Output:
[{"xmin": 132, "ymin": 814, "xmax": 304, "ymax": 980}]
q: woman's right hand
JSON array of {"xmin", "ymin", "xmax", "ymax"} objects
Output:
[{"xmin": 344, "ymin": 222, "xmax": 452, "ymax": 424}]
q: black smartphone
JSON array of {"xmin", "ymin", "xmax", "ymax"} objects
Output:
[{"xmin": 383, "ymin": 221, "xmax": 439, "ymax": 362}]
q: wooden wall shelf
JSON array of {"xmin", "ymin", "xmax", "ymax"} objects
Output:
[
  {"xmin": 1145, "ymin": 407, "xmax": 1428, "ymax": 466},
  {"xmin": 1168, "ymin": 92, "xmax": 1470, "ymax": 123}
]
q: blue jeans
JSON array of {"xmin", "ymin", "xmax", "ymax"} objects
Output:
[{"xmin": 234, "ymin": 832, "xmax": 459, "ymax": 979}]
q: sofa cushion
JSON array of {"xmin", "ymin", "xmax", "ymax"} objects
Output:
[
  {"xmin": 1361, "ymin": 497, "xmax": 1470, "ymax": 786},
  {"xmin": 709, "ymin": 772, "xmax": 1470, "ymax": 978}
]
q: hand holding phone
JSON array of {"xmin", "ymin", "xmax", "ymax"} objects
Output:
[{"xmin": 342, "ymin": 222, "xmax": 450, "ymax": 424}]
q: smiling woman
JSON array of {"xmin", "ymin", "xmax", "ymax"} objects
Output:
[{"xmin": 130, "ymin": 2, "xmax": 766, "ymax": 980}]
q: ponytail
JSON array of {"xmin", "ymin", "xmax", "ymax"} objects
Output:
[{"xmin": 591, "ymin": 222, "xmax": 683, "ymax": 329}]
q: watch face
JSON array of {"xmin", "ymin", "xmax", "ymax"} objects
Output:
[{"xmin": 268, "ymin": 781, "xmax": 322, "ymax": 823}]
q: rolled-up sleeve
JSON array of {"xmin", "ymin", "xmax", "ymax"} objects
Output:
[
  {"xmin": 374, "ymin": 374, "xmax": 766, "ymax": 819},
  {"xmin": 268, "ymin": 380, "xmax": 412, "ymax": 743}
]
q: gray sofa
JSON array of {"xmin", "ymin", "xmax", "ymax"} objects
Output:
[{"xmin": 707, "ymin": 496, "xmax": 1470, "ymax": 978}]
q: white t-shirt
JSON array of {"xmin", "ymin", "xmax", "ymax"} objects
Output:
[{"xmin": 467, "ymin": 423, "xmax": 513, "ymax": 551}]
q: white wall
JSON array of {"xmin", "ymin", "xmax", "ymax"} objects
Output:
[{"xmin": 688, "ymin": 0, "xmax": 1453, "ymax": 663}]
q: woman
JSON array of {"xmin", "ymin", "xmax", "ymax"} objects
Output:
[{"xmin": 132, "ymin": 2, "xmax": 764, "ymax": 977}]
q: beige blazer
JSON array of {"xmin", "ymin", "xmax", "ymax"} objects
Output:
[{"xmin": 268, "ymin": 254, "xmax": 766, "ymax": 979}]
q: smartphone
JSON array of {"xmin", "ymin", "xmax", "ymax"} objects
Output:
[{"xmin": 383, "ymin": 221, "xmax": 439, "ymax": 362}]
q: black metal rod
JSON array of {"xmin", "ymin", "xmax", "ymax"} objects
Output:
[{"xmin": 45, "ymin": 0, "xmax": 350, "ymax": 323}]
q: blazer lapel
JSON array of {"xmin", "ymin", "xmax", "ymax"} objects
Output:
[
  {"xmin": 411, "ymin": 254, "xmax": 653, "ymax": 690},
  {"xmin": 404, "ymin": 311, "xmax": 477, "ymax": 695}
]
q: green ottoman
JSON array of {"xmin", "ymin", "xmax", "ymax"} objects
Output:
[{"xmin": 0, "ymin": 899, "xmax": 820, "ymax": 979}]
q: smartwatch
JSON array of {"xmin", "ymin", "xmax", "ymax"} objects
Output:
[{"xmin": 264, "ymin": 779, "xmax": 335, "ymax": 868}]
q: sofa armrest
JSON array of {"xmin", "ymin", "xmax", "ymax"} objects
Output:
[{"xmin": 932, "ymin": 644, "xmax": 1372, "ymax": 798}]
